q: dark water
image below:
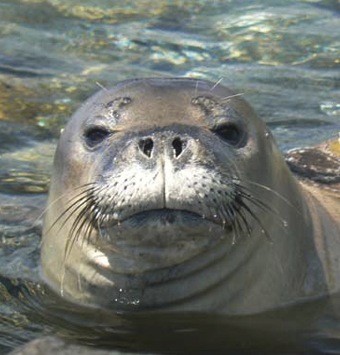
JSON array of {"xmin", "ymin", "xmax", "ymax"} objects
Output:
[{"xmin": 0, "ymin": 0, "xmax": 339, "ymax": 354}]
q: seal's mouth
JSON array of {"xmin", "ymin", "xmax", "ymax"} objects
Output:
[
  {"xmin": 119, "ymin": 208, "xmax": 200, "ymax": 224},
  {"xmin": 93, "ymin": 207, "xmax": 232, "ymax": 269},
  {"xmin": 96, "ymin": 207, "xmax": 231, "ymax": 230}
]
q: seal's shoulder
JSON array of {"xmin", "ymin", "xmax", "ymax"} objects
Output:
[{"xmin": 285, "ymin": 138, "xmax": 340, "ymax": 193}]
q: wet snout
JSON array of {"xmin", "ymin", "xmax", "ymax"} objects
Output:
[
  {"xmin": 138, "ymin": 135, "xmax": 188, "ymax": 160},
  {"xmin": 132, "ymin": 126, "xmax": 201, "ymax": 167},
  {"xmin": 113, "ymin": 126, "xmax": 226, "ymax": 220}
]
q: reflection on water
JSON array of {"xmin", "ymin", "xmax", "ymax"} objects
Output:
[{"xmin": 0, "ymin": 0, "xmax": 339, "ymax": 354}]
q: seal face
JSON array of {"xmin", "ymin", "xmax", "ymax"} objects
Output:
[{"xmin": 41, "ymin": 78, "xmax": 340, "ymax": 315}]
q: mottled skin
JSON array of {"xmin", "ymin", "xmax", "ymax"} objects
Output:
[{"xmin": 41, "ymin": 78, "xmax": 340, "ymax": 315}]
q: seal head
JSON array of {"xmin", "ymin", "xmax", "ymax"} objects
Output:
[{"xmin": 41, "ymin": 78, "xmax": 329, "ymax": 314}]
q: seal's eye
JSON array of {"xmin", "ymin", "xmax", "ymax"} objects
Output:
[
  {"xmin": 84, "ymin": 127, "xmax": 110, "ymax": 147},
  {"xmin": 214, "ymin": 123, "xmax": 243, "ymax": 146}
]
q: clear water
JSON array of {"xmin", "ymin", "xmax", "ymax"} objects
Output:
[{"xmin": 0, "ymin": 0, "xmax": 339, "ymax": 354}]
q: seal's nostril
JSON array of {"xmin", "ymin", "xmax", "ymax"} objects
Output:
[
  {"xmin": 172, "ymin": 137, "xmax": 186, "ymax": 158},
  {"xmin": 139, "ymin": 138, "xmax": 154, "ymax": 158}
]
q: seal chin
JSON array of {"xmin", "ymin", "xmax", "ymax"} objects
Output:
[{"xmin": 95, "ymin": 208, "xmax": 230, "ymax": 271}]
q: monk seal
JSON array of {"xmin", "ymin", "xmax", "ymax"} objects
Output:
[{"xmin": 41, "ymin": 78, "xmax": 340, "ymax": 315}]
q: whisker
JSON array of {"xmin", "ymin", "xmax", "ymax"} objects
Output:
[
  {"xmin": 43, "ymin": 185, "xmax": 97, "ymax": 233},
  {"xmin": 238, "ymin": 199, "xmax": 272, "ymax": 243},
  {"xmin": 96, "ymin": 81, "xmax": 108, "ymax": 91},
  {"xmin": 64, "ymin": 203, "xmax": 93, "ymax": 260},
  {"xmin": 61, "ymin": 201, "xmax": 93, "ymax": 294},
  {"xmin": 237, "ymin": 186, "xmax": 288, "ymax": 230},
  {"xmin": 46, "ymin": 183, "xmax": 108, "ymax": 240},
  {"xmin": 242, "ymin": 179, "xmax": 300, "ymax": 215},
  {"xmin": 221, "ymin": 93, "xmax": 244, "ymax": 101},
  {"xmin": 62, "ymin": 183, "xmax": 112, "ymax": 264},
  {"xmin": 235, "ymin": 204, "xmax": 252, "ymax": 238},
  {"xmin": 210, "ymin": 77, "xmax": 223, "ymax": 91},
  {"xmin": 82, "ymin": 206, "xmax": 105, "ymax": 250},
  {"xmin": 35, "ymin": 182, "xmax": 96, "ymax": 227},
  {"xmin": 74, "ymin": 216, "xmax": 92, "ymax": 253},
  {"xmin": 84, "ymin": 210, "xmax": 98, "ymax": 247},
  {"xmin": 232, "ymin": 214, "xmax": 243, "ymax": 245}
]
